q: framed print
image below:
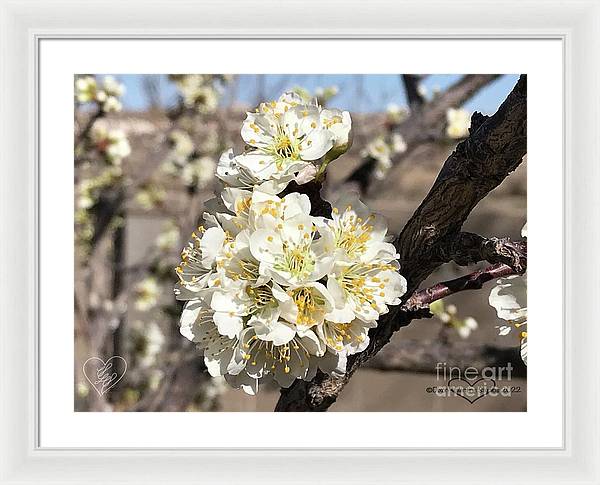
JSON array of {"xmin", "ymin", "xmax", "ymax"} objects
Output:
[
  {"xmin": 1, "ymin": 0, "xmax": 599, "ymax": 484},
  {"xmin": 71, "ymin": 71, "xmax": 530, "ymax": 415}
]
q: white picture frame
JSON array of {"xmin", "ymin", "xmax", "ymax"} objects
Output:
[{"xmin": 1, "ymin": 0, "xmax": 598, "ymax": 483}]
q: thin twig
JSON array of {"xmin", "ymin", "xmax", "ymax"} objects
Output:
[{"xmin": 404, "ymin": 262, "xmax": 520, "ymax": 312}]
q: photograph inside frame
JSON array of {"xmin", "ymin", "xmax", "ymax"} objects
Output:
[{"xmin": 73, "ymin": 73, "xmax": 527, "ymax": 412}]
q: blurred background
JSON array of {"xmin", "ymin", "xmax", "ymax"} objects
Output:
[{"xmin": 74, "ymin": 74, "xmax": 526, "ymax": 412}]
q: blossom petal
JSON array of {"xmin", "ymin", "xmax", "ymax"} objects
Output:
[
  {"xmin": 299, "ymin": 127, "xmax": 333, "ymax": 161},
  {"xmin": 241, "ymin": 112, "xmax": 275, "ymax": 147},
  {"xmin": 235, "ymin": 151, "xmax": 279, "ymax": 180},
  {"xmin": 489, "ymin": 275, "xmax": 527, "ymax": 322},
  {"xmin": 252, "ymin": 318, "xmax": 295, "ymax": 346},
  {"xmin": 199, "ymin": 226, "xmax": 226, "ymax": 267},
  {"xmin": 249, "ymin": 229, "xmax": 282, "ymax": 264},
  {"xmin": 179, "ymin": 300, "xmax": 203, "ymax": 342},
  {"xmin": 225, "ymin": 372, "xmax": 260, "ymax": 395},
  {"xmin": 213, "ymin": 312, "xmax": 243, "ymax": 339}
]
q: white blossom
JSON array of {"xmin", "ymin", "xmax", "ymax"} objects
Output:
[
  {"xmin": 249, "ymin": 214, "xmax": 334, "ymax": 286},
  {"xmin": 446, "ymin": 108, "xmax": 471, "ymax": 139},
  {"xmin": 217, "ymin": 92, "xmax": 351, "ymax": 193},
  {"xmin": 315, "ymin": 193, "xmax": 406, "ymax": 351},
  {"xmin": 102, "ymin": 75, "xmax": 125, "ymax": 98},
  {"xmin": 155, "ymin": 221, "xmax": 180, "ymax": 252},
  {"xmin": 75, "ymin": 76, "xmax": 99, "ymax": 103},
  {"xmin": 175, "ymin": 224, "xmax": 228, "ymax": 293},
  {"xmin": 129, "ymin": 320, "xmax": 165, "ymax": 367},
  {"xmin": 362, "ymin": 136, "xmax": 392, "ymax": 180},
  {"xmin": 216, "ymin": 148, "xmax": 293, "ymax": 195},
  {"xmin": 205, "ymin": 186, "xmax": 312, "ymax": 237},
  {"xmin": 489, "ymin": 274, "xmax": 527, "ymax": 324},
  {"xmin": 386, "ymin": 103, "xmax": 410, "ymax": 124},
  {"xmin": 179, "ymin": 293, "xmax": 243, "ymax": 378},
  {"xmin": 272, "ymin": 281, "xmax": 335, "ymax": 332},
  {"xmin": 171, "ymin": 74, "xmax": 220, "ymax": 112},
  {"xmin": 134, "ymin": 277, "xmax": 160, "ymax": 312},
  {"xmin": 457, "ymin": 317, "xmax": 478, "ymax": 339},
  {"xmin": 236, "ymin": 325, "xmax": 323, "ymax": 388},
  {"xmin": 135, "ymin": 184, "xmax": 166, "ymax": 211},
  {"xmin": 239, "ymin": 98, "xmax": 332, "ymax": 181},
  {"xmin": 174, "ymin": 95, "xmax": 406, "ymax": 395},
  {"xmin": 319, "ymin": 107, "xmax": 352, "ymax": 162},
  {"xmin": 489, "ymin": 222, "xmax": 528, "ymax": 364},
  {"xmin": 182, "ymin": 156, "xmax": 216, "ymax": 188},
  {"xmin": 430, "ymin": 299, "xmax": 478, "ymax": 339},
  {"xmin": 167, "ymin": 129, "xmax": 195, "ymax": 167},
  {"xmin": 75, "ymin": 75, "xmax": 125, "ymax": 113},
  {"xmin": 391, "ymin": 133, "xmax": 407, "ymax": 154},
  {"xmin": 102, "ymin": 96, "xmax": 123, "ymax": 113},
  {"xmin": 362, "ymin": 134, "xmax": 406, "ymax": 180},
  {"xmin": 317, "ymin": 193, "xmax": 399, "ymax": 264},
  {"xmin": 90, "ymin": 125, "xmax": 131, "ymax": 165}
]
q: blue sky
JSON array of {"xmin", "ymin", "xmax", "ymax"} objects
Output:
[{"xmin": 113, "ymin": 74, "xmax": 520, "ymax": 114}]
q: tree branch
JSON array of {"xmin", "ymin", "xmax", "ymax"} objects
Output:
[
  {"xmin": 401, "ymin": 74, "xmax": 426, "ymax": 108},
  {"xmin": 275, "ymin": 75, "xmax": 527, "ymax": 412},
  {"xmin": 404, "ymin": 262, "xmax": 521, "ymax": 312},
  {"xmin": 397, "ymin": 75, "xmax": 527, "ymax": 291},
  {"xmin": 345, "ymin": 74, "xmax": 501, "ymax": 190},
  {"xmin": 415, "ymin": 74, "xmax": 501, "ymax": 137},
  {"xmin": 439, "ymin": 232, "xmax": 527, "ymax": 273}
]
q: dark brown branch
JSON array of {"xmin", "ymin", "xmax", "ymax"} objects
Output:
[
  {"xmin": 366, "ymin": 339, "xmax": 527, "ymax": 378},
  {"xmin": 275, "ymin": 75, "xmax": 527, "ymax": 412},
  {"xmin": 440, "ymin": 232, "xmax": 527, "ymax": 273},
  {"xmin": 397, "ymin": 75, "xmax": 527, "ymax": 291},
  {"xmin": 89, "ymin": 189, "xmax": 126, "ymax": 249},
  {"xmin": 402, "ymin": 74, "xmax": 426, "ymax": 108}
]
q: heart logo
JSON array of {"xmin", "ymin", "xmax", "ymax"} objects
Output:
[
  {"xmin": 446, "ymin": 377, "xmax": 496, "ymax": 404},
  {"xmin": 83, "ymin": 356, "xmax": 127, "ymax": 396}
]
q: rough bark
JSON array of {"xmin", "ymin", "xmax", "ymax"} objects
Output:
[
  {"xmin": 397, "ymin": 75, "xmax": 526, "ymax": 292},
  {"xmin": 275, "ymin": 75, "xmax": 527, "ymax": 412},
  {"xmin": 440, "ymin": 232, "xmax": 527, "ymax": 273}
]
